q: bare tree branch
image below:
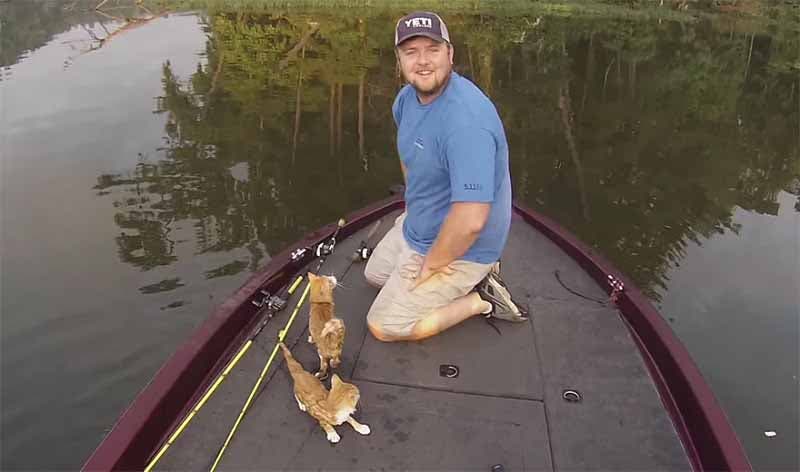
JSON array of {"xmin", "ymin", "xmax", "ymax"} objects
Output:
[{"xmin": 279, "ymin": 22, "xmax": 319, "ymax": 70}]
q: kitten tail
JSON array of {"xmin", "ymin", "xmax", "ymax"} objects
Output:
[{"xmin": 279, "ymin": 342, "xmax": 304, "ymax": 375}]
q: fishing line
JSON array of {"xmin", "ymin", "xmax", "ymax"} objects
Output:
[
  {"xmin": 209, "ymin": 219, "xmax": 347, "ymax": 472},
  {"xmin": 554, "ymin": 269, "xmax": 610, "ymax": 305},
  {"xmin": 143, "ymin": 274, "xmax": 304, "ymax": 472},
  {"xmin": 146, "ymin": 219, "xmax": 346, "ymax": 472}
]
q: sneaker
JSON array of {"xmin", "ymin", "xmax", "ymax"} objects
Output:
[{"xmin": 475, "ymin": 262, "xmax": 528, "ymax": 322}]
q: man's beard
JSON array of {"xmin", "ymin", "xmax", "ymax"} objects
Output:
[{"xmin": 408, "ymin": 71, "xmax": 451, "ymax": 100}]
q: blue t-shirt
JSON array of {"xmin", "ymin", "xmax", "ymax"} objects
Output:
[{"xmin": 392, "ymin": 72, "xmax": 512, "ymax": 264}]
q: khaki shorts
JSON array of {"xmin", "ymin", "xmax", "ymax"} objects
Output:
[{"xmin": 365, "ymin": 214, "xmax": 493, "ymax": 337}]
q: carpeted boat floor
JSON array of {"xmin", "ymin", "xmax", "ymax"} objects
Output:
[{"xmin": 157, "ymin": 210, "xmax": 689, "ymax": 471}]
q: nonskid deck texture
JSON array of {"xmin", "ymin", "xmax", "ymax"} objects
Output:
[{"xmin": 158, "ymin": 210, "xmax": 689, "ymax": 471}]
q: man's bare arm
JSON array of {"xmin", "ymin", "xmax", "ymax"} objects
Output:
[
  {"xmin": 423, "ymin": 202, "xmax": 490, "ymax": 271},
  {"xmin": 401, "ymin": 161, "xmax": 407, "ymax": 186}
]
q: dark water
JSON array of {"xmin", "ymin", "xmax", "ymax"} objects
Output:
[{"xmin": 1, "ymin": 1, "xmax": 798, "ymax": 470}]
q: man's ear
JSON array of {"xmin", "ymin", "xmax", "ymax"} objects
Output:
[{"xmin": 448, "ymin": 44, "xmax": 455, "ymax": 65}]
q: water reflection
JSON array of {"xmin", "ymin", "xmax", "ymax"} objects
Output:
[
  {"xmin": 95, "ymin": 7, "xmax": 798, "ymax": 302},
  {"xmin": 1, "ymin": 0, "xmax": 94, "ymax": 66},
  {"xmin": 0, "ymin": 0, "xmax": 163, "ymax": 69},
  {"xmin": 64, "ymin": 4, "xmax": 173, "ymax": 70}
]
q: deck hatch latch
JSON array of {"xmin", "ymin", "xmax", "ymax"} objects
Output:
[
  {"xmin": 439, "ymin": 364, "xmax": 459, "ymax": 378},
  {"xmin": 562, "ymin": 389, "xmax": 582, "ymax": 403}
]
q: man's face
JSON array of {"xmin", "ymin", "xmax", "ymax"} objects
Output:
[{"xmin": 396, "ymin": 36, "xmax": 454, "ymax": 101}]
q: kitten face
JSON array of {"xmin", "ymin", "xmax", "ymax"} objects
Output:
[{"xmin": 329, "ymin": 374, "xmax": 360, "ymax": 423}]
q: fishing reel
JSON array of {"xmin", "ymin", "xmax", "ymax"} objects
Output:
[
  {"xmin": 289, "ymin": 238, "xmax": 336, "ymax": 267},
  {"xmin": 312, "ymin": 218, "xmax": 345, "ymax": 258},
  {"xmin": 350, "ymin": 245, "xmax": 373, "ymax": 262},
  {"xmin": 290, "ymin": 247, "xmax": 310, "ymax": 264},
  {"xmin": 314, "ymin": 238, "xmax": 336, "ymax": 257},
  {"xmin": 289, "ymin": 239, "xmax": 335, "ymax": 264},
  {"xmin": 251, "ymin": 289, "xmax": 288, "ymax": 313},
  {"xmin": 287, "ymin": 219, "xmax": 345, "ymax": 272}
]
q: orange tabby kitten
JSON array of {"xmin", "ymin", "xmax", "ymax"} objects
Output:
[
  {"xmin": 306, "ymin": 273, "xmax": 346, "ymax": 379},
  {"xmin": 279, "ymin": 343, "xmax": 370, "ymax": 443}
]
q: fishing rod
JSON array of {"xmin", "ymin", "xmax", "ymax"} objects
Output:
[
  {"xmin": 209, "ymin": 218, "xmax": 346, "ymax": 472},
  {"xmin": 143, "ymin": 275, "xmax": 303, "ymax": 472},
  {"xmin": 145, "ymin": 218, "xmax": 346, "ymax": 472}
]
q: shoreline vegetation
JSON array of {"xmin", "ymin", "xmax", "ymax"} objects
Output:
[
  {"xmin": 148, "ymin": 0, "xmax": 800, "ymax": 29},
  {"xmin": 3, "ymin": 1, "xmax": 796, "ymax": 68}
]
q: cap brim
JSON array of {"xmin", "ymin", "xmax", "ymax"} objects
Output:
[{"xmin": 396, "ymin": 32, "xmax": 446, "ymax": 46}]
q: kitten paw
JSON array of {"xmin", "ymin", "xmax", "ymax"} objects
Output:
[
  {"xmin": 314, "ymin": 371, "xmax": 329, "ymax": 381},
  {"xmin": 354, "ymin": 423, "xmax": 371, "ymax": 435},
  {"xmin": 294, "ymin": 395, "xmax": 307, "ymax": 412},
  {"xmin": 326, "ymin": 430, "xmax": 341, "ymax": 443}
]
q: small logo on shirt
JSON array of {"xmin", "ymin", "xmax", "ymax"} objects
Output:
[
  {"xmin": 414, "ymin": 138, "xmax": 424, "ymax": 150},
  {"xmin": 464, "ymin": 183, "xmax": 483, "ymax": 191}
]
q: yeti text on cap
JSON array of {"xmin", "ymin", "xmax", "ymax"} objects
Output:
[{"xmin": 405, "ymin": 17, "xmax": 432, "ymax": 28}]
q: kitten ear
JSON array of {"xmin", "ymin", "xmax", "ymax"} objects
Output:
[
  {"xmin": 307, "ymin": 272, "xmax": 316, "ymax": 280},
  {"xmin": 331, "ymin": 374, "xmax": 342, "ymax": 386}
]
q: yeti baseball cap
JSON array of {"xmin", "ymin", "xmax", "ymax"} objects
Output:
[{"xmin": 395, "ymin": 11, "xmax": 451, "ymax": 46}]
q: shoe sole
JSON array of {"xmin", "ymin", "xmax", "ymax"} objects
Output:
[{"xmin": 480, "ymin": 275, "xmax": 528, "ymax": 322}]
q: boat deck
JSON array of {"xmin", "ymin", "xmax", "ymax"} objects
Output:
[{"xmin": 157, "ymin": 210, "xmax": 689, "ymax": 471}]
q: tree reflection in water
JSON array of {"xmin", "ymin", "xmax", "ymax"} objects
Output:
[{"xmin": 94, "ymin": 4, "xmax": 798, "ymax": 300}]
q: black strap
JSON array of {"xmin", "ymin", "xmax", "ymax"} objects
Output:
[{"xmin": 554, "ymin": 270, "xmax": 608, "ymax": 305}]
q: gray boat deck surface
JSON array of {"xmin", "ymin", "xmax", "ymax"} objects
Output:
[{"xmin": 158, "ymin": 210, "xmax": 690, "ymax": 471}]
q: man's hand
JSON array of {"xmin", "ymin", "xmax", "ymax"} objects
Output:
[{"xmin": 410, "ymin": 258, "xmax": 455, "ymax": 291}]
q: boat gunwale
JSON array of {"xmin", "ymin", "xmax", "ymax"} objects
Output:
[{"xmin": 82, "ymin": 197, "xmax": 751, "ymax": 472}]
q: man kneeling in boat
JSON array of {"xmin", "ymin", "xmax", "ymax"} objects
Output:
[{"xmin": 365, "ymin": 12, "xmax": 526, "ymax": 342}]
